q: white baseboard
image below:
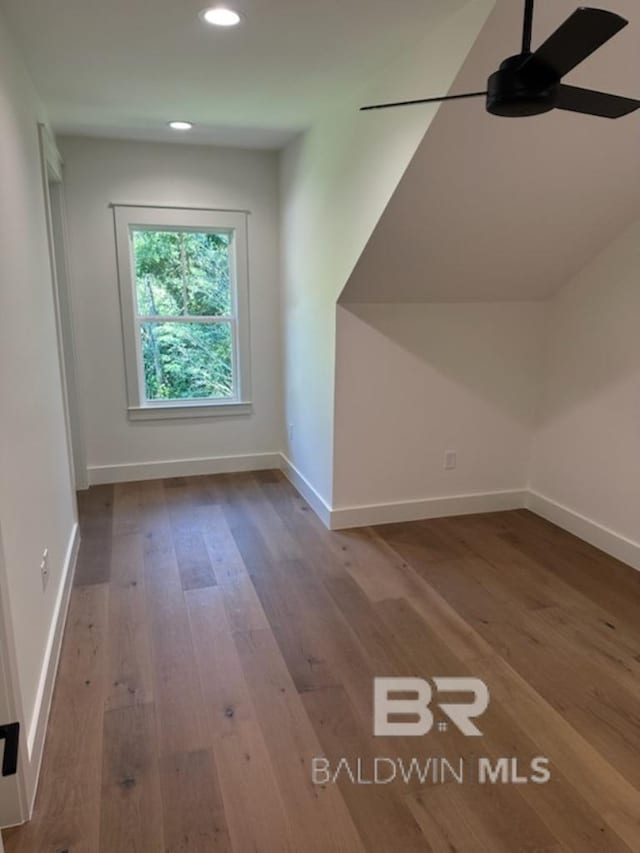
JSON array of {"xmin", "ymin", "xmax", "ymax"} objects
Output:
[
  {"xmin": 328, "ymin": 488, "xmax": 639, "ymax": 571},
  {"xmin": 279, "ymin": 454, "xmax": 333, "ymax": 528},
  {"xmin": 87, "ymin": 452, "xmax": 640, "ymax": 572},
  {"xmin": 23, "ymin": 521, "xmax": 80, "ymax": 816},
  {"xmin": 88, "ymin": 452, "xmax": 282, "ymax": 485},
  {"xmin": 526, "ymin": 491, "xmax": 640, "ymax": 572},
  {"xmin": 329, "ymin": 490, "xmax": 527, "ymax": 530}
]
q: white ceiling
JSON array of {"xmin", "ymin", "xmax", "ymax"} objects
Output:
[
  {"xmin": 342, "ymin": 0, "xmax": 640, "ymax": 302},
  {"xmin": 1, "ymin": 0, "xmax": 454, "ymax": 148}
]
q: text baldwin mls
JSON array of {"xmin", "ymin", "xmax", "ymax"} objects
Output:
[{"xmin": 312, "ymin": 756, "xmax": 551, "ymax": 786}]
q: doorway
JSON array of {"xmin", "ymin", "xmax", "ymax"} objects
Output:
[
  {"xmin": 0, "ymin": 524, "xmax": 27, "ymax": 830},
  {"xmin": 39, "ymin": 124, "xmax": 87, "ymax": 491}
]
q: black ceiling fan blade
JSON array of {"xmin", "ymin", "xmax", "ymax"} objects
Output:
[
  {"xmin": 360, "ymin": 91, "xmax": 487, "ymax": 111},
  {"xmin": 556, "ymin": 84, "xmax": 640, "ymax": 118},
  {"xmin": 520, "ymin": 8, "xmax": 628, "ymax": 89}
]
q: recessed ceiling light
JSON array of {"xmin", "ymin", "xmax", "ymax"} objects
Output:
[
  {"xmin": 168, "ymin": 121, "xmax": 193, "ymax": 130},
  {"xmin": 200, "ymin": 6, "xmax": 242, "ymax": 27}
]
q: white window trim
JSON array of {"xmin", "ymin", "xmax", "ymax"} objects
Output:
[{"xmin": 113, "ymin": 205, "xmax": 252, "ymax": 420}]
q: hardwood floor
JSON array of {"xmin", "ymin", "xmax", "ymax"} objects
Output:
[{"xmin": 4, "ymin": 471, "xmax": 640, "ymax": 852}]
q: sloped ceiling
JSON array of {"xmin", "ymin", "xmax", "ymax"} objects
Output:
[{"xmin": 341, "ymin": 0, "xmax": 640, "ymax": 302}]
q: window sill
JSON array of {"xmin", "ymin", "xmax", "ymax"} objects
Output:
[{"xmin": 128, "ymin": 401, "xmax": 253, "ymax": 421}]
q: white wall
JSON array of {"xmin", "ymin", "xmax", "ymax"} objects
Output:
[
  {"xmin": 279, "ymin": 0, "xmax": 494, "ymax": 506},
  {"xmin": 59, "ymin": 136, "xmax": 283, "ymax": 482},
  {"xmin": 334, "ymin": 303, "xmax": 545, "ymax": 510},
  {"xmin": 0, "ymin": 10, "xmax": 76, "ymax": 820},
  {"xmin": 530, "ymin": 222, "xmax": 640, "ymax": 554}
]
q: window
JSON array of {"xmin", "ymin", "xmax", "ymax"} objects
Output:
[{"xmin": 114, "ymin": 206, "xmax": 251, "ymax": 419}]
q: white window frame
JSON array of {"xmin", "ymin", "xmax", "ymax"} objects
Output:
[{"xmin": 113, "ymin": 205, "xmax": 252, "ymax": 420}]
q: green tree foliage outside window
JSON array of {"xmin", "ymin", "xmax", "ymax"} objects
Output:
[{"xmin": 132, "ymin": 229, "xmax": 235, "ymax": 401}]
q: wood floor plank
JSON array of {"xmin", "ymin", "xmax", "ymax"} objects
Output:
[
  {"xmin": 406, "ymin": 785, "xmax": 559, "ymax": 853},
  {"xmin": 440, "ymin": 513, "xmax": 629, "ymax": 618},
  {"xmin": 185, "ymin": 586, "xmax": 256, "ymax": 738},
  {"xmin": 214, "ymin": 721, "xmax": 295, "ymax": 853},
  {"xmin": 77, "ymin": 483, "xmax": 114, "ymax": 540},
  {"xmin": 234, "ymin": 627, "xmax": 367, "ymax": 853},
  {"xmin": 331, "ymin": 527, "xmax": 416, "ymax": 602},
  {"xmin": 186, "ymin": 585, "xmax": 295, "ymax": 852},
  {"xmin": 249, "ymin": 558, "xmax": 346, "ymax": 695},
  {"xmin": 319, "ymin": 568, "xmax": 414, "ymax": 680},
  {"xmin": 105, "ymin": 532, "xmax": 154, "ymax": 711},
  {"xmin": 511, "ymin": 509, "xmax": 640, "ymax": 595},
  {"xmin": 219, "ymin": 486, "xmax": 354, "ymax": 695},
  {"xmin": 255, "ymin": 468, "xmax": 345, "ymax": 569},
  {"xmin": 165, "ymin": 480, "xmax": 217, "ymax": 591},
  {"xmin": 75, "ymin": 484, "xmax": 114, "ymax": 585},
  {"xmin": 224, "ymin": 472, "xmax": 303, "ymax": 564},
  {"xmin": 369, "ymin": 530, "xmax": 493, "ymax": 664},
  {"xmin": 503, "ymin": 512, "xmax": 640, "ymax": 630},
  {"xmin": 112, "ymin": 480, "xmax": 146, "ymax": 537},
  {"xmin": 142, "ymin": 499, "xmax": 208, "ymax": 756},
  {"xmin": 74, "ymin": 534, "xmax": 113, "ymax": 587},
  {"xmin": 159, "ymin": 749, "xmax": 232, "ymax": 852},
  {"xmin": 201, "ymin": 504, "xmax": 269, "ymax": 634},
  {"xmin": 99, "ymin": 703, "xmax": 165, "ymax": 853},
  {"xmin": 440, "ymin": 511, "xmax": 640, "ymax": 632},
  {"xmin": 533, "ymin": 603, "xmax": 640, "ymax": 696}
]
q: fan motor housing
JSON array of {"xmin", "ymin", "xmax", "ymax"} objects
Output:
[{"xmin": 487, "ymin": 54, "xmax": 557, "ymax": 117}]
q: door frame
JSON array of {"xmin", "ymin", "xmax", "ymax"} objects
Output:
[
  {"xmin": 0, "ymin": 524, "xmax": 28, "ymax": 828},
  {"xmin": 38, "ymin": 124, "xmax": 88, "ymax": 490}
]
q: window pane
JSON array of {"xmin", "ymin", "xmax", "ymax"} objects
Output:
[
  {"xmin": 140, "ymin": 321, "xmax": 234, "ymax": 401},
  {"xmin": 132, "ymin": 230, "xmax": 232, "ymax": 318},
  {"xmin": 185, "ymin": 232, "xmax": 232, "ymax": 317}
]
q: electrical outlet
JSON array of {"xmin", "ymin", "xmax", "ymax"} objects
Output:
[
  {"xmin": 40, "ymin": 548, "xmax": 49, "ymax": 591},
  {"xmin": 444, "ymin": 451, "xmax": 457, "ymax": 471},
  {"xmin": 288, "ymin": 424, "xmax": 294, "ymax": 442}
]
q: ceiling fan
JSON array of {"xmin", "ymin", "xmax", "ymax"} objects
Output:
[{"xmin": 361, "ymin": 1, "xmax": 640, "ymax": 118}]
